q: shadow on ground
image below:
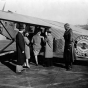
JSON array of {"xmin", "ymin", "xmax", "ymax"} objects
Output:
[
  {"xmin": 0, "ymin": 52, "xmax": 88, "ymax": 73},
  {"xmin": 0, "ymin": 52, "xmax": 17, "ymax": 73}
]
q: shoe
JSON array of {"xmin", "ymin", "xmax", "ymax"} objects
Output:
[
  {"xmin": 16, "ymin": 71, "xmax": 22, "ymax": 75},
  {"xmin": 16, "ymin": 70, "xmax": 25, "ymax": 75},
  {"xmin": 36, "ymin": 63, "xmax": 38, "ymax": 66},
  {"xmin": 66, "ymin": 67, "xmax": 71, "ymax": 71},
  {"xmin": 23, "ymin": 63, "xmax": 30, "ymax": 68},
  {"xmin": 43, "ymin": 64, "xmax": 47, "ymax": 67},
  {"xmin": 23, "ymin": 66, "xmax": 30, "ymax": 68},
  {"xmin": 70, "ymin": 65, "xmax": 72, "ymax": 69},
  {"xmin": 26, "ymin": 64, "xmax": 30, "ymax": 68}
]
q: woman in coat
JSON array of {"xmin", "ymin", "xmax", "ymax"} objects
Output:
[{"xmin": 44, "ymin": 30, "xmax": 53, "ymax": 67}]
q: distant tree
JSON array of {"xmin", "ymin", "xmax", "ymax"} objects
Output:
[{"xmin": 81, "ymin": 25, "xmax": 88, "ymax": 30}]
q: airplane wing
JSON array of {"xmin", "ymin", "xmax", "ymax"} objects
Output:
[
  {"xmin": 0, "ymin": 10, "xmax": 53, "ymax": 40},
  {"xmin": 0, "ymin": 10, "xmax": 52, "ymax": 27}
]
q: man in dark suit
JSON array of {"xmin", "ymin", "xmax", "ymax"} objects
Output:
[
  {"xmin": 15, "ymin": 23, "xmax": 26, "ymax": 73},
  {"xmin": 63, "ymin": 23, "xmax": 75, "ymax": 71}
]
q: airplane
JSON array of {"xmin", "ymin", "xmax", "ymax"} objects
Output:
[{"xmin": 0, "ymin": 10, "xmax": 88, "ymax": 60}]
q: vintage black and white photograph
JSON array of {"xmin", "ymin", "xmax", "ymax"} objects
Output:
[{"xmin": 0, "ymin": 0, "xmax": 88, "ymax": 88}]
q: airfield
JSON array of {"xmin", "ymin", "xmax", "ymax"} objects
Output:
[
  {"xmin": 0, "ymin": 10, "xmax": 88, "ymax": 87},
  {"xmin": 0, "ymin": 40, "xmax": 88, "ymax": 88}
]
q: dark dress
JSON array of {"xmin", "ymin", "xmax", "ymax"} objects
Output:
[
  {"xmin": 63, "ymin": 29, "xmax": 75, "ymax": 69},
  {"xmin": 44, "ymin": 34, "xmax": 53, "ymax": 66},
  {"xmin": 16, "ymin": 32, "xmax": 25, "ymax": 65}
]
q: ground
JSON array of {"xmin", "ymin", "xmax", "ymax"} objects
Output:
[{"xmin": 0, "ymin": 52, "xmax": 88, "ymax": 88}]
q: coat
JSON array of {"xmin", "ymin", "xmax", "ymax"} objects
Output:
[
  {"xmin": 16, "ymin": 32, "xmax": 25, "ymax": 65},
  {"xmin": 45, "ymin": 34, "xmax": 53, "ymax": 58},
  {"xmin": 63, "ymin": 29, "xmax": 76, "ymax": 63}
]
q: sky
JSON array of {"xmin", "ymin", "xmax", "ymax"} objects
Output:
[{"xmin": 0, "ymin": 0, "xmax": 88, "ymax": 25}]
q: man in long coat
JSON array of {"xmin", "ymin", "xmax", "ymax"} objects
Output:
[
  {"xmin": 15, "ymin": 24, "xmax": 26, "ymax": 73},
  {"xmin": 63, "ymin": 23, "xmax": 76, "ymax": 71}
]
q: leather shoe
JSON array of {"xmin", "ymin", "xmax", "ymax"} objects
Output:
[{"xmin": 66, "ymin": 67, "xmax": 71, "ymax": 71}]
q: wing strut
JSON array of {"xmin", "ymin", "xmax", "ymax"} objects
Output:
[{"xmin": 0, "ymin": 20, "xmax": 14, "ymax": 53}]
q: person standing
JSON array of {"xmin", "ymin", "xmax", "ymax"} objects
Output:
[
  {"xmin": 32, "ymin": 30, "xmax": 43, "ymax": 66},
  {"xmin": 44, "ymin": 30, "xmax": 53, "ymax": 67},
  {"xmin": 15, "ymin": 23, "xmax": 26, "ymax": 73},
  {"xmin": 24, "ymin": 31, "xmax": 30, "ymax": 68},
  {"xmin": 63, "ymin": 23, "xmax": 75, "ymax": 71}
]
